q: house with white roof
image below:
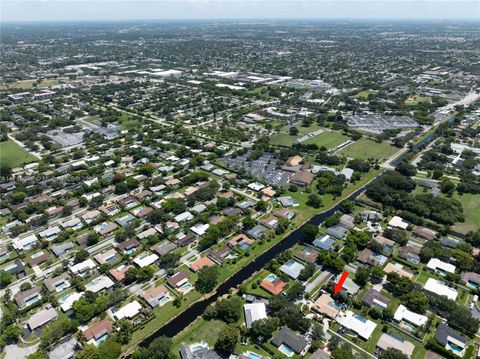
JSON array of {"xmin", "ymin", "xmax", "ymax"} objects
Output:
[
  {"xmin": 12, "ymin": 233, "xmax": 38, "ymax": 251},
  {"xmin": 336, "ymin": 310, "xmax": 377, "ymax": 340},
  {"xmin": 424, "ymin": 278, "xmax": 458, "ymax": 300},
  {"xmin": 394, "ymin": 305, "xmax": 428, "ymax": 327},
  {"xmin": 110, "ymin": 301, "xmax": 142, "ymax": 321},
  {"xmin": 85, "ymin": 275, "xmax": 114, "ymax": 293},
  {"xmin": 279, "ymin": 260, "xmax": 305, "ymax": 279},
  {"xmin": 133, "ymin": 252, "xmax": 159, "ymax": 268},
  {"xmin": 175, "ymin": 211, "xmax": 194, "ymax": 222},
  {"xmin": 388, "ymin": 216, "xmax": 409, "ymax": 230},
  {"xmin": 60, "ymin": 292, "xmax": 84, "ymax": 312},
  {"xmin": 426, "ymin": 258, "xmax": 456, "ymax": 274},
  {"xmin": 70, "ymin": 259, "xmax": 96, "ymax": 275},
  {"xmin": 243, "ymin": 302, "xmax": 267, "ymax": 328},
  {"xmin": 190, "ymin": 223, "xmax": 210, "ymax": 236}
]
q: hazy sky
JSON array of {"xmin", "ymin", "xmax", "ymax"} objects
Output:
[{"xmin": 1, "ymin": 0, "xmax": 479, "ymax": 22}]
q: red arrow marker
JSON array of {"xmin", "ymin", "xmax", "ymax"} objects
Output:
[{"xmin": 334, "ymin": 271, "xmax": 349, "ymax": 295}]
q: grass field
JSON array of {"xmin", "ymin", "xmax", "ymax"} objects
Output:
[
  {"xmin": 452, "ymin": 193, "xmax": 480, "ymax": 234},
  {"xmin": 304, "ymin": 131, "xmax": 349, "ymax": 149},
  {"xmin": 0, "ymin": 79, "xmax": 58, "ymax": 90},
  {"xmin": 405, "ymin": 95, "xmax": 431, "ymax": 106},
  {"xmin": 354, "ymin": 90, "xmax": 377, "ymax": 100},
  {"xmin": 0, "ymin": 140, "xmax": 37, "ymax": 168},
  {"xmin": 270, "ymin": 133, "xmax": 299, "ymax": 146},
  {"xmin": 270, "ymin": 124, "xmax": 328, "ymax": 147},
  {"xmin": 339, "ymin": 139, "xmax": 398, "ymax": 161}
]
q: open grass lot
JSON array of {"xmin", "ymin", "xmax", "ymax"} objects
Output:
[
  {"xmin": 339, "ymin": 139, "xmax": 398, "ymax": 161},
  {"xmin": 452, "ymin": 193, "xmax": 480, "ymax": 234},
  {"xmin": 304, "ymin": 131, "xmax": 349, "ymax": 149},
  {"xmin": 354, "ymin": 89, "xmax": 377, "ymax": 100},
  {"xmin": 0, "ymin": 140, "xmax": 37, "ymax": 168},
  {"xmin": 270, "ymin": 124, "xmax": 324, "ymax": 146},
  {"xmin": 0, "ymin": 79, "xmax": 58, "ymax": 90},
  {"xmin": 270, "ymin": 133, "xmax": 299, "ymax": 146},
  {"xmin": 405, "ymin": 95, "xmax": 431, "ymax": 105}
]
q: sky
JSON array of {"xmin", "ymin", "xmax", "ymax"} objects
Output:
[{"xmin": 1, "ymin": 0, "xmax": 479, "ymax": 22}]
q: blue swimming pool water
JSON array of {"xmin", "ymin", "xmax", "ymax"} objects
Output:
[
  {"xmin": 355, "ymin": 314, "xmax": 367, "ymax": 323},
  {"xmin": 278, "ymin": 344, "xmax": 294, "ymax": 357},
  {"xmin": 246, "ymin": 351, "xmax": 261, "ymax": 359},
  {"xmin": 447, "ymin": 343, "xmax": 463, "ymax": 354},
  {"xmin": 159, "ymin": 296, "xmax": 170, "ymax": 305},
  {"xmin": 266, "ymin": 274, "xmax": 277, "ymax": 282},
  {"xmin": 179, "ymin": 283, "xmax": 192, "ymax": 291}
]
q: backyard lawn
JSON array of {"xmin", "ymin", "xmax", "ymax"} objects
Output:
[
  {"xmin": 0, "ymin": 140, "xmax": 37, "ymax": 168},
  {"xmin": 452, "ymin": 193, "xmax": 480, "ymax": 234},
  {"xmin": 339, "ymin": 139, "xmax": 398, "ymax": 161}
]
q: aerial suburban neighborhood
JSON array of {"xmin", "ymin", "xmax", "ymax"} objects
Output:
[{"xmin": 0, "ymin": 6, "xmax": 479, "ymax": 359}]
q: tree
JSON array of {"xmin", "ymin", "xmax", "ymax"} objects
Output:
[
  {"xmin": 379, "ymin": 348, "xmax": 408, "ymax": 359},
  {"xmin": 306, "ymin": 193, "xmax": 323, "ymax": 208},
  {"xmin": 255, "ymin": 201, "xmax": 267, "ymax": 212},
  {"xmin": 243, "ymin": 216, "xmax": 256, "ymax": 230},
  {"xmin": 249, "ymin": 318, "xmax": 279, "ymax": 342},
  {"xmin": 1, "ymin": 324, "xmax": 20, "ymax": 343},
  {"xmin": 215, "ymin": 325, "xmax": 239, "ymax": 354},
  {"xmin": 289, "ymin": 126, "xmax": 299, "ymax": 136},
  {"xmin": 286, "ymin": 281, "xmax": 304, "ymax": 301},
  {"xmin": 354, "ymin": 266, "xmax": 370, "ymax": 286},
  {"xmin": 0, "ymin": 271, "xmax": 13, "ymax": 287},
  {"xmin": 115, "ymin": 320, "xmax": 132, "ymax": 345},
  {"xmin": 148, "ymin": 336, "xmax": 173, "ymax": 359},
  {"xmin": 74, "ymin": 249, "xmax": 89, "ymax": 264},
  {"xmin": 20, "ymin": 282, "xmax": 32, "ymax": 291},
  {"xmin": 76, "ymin": 345, "xmax": 100, "ymax": 359},
  {"xmin": 195, "ymin": 266, "xmax": 218, "ymax": 294},
  {"xmin": 213, "ymin": 296, "xmax": 242, "ymax": 323},
  {"xmin": 403, "ymin": 292, "xmax": 428, "ymax": 314},
  {"xmin": 302, "ymin": 224, "xmax": 318, "ymax": 240},
  {"xmin": 97, "ymin": 339, "xmax": 122, "ymax": 359}
]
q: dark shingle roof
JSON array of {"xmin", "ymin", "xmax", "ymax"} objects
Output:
[{"xmin": 271, "ymin": 327, "xmax": 308, "ymax": 354}]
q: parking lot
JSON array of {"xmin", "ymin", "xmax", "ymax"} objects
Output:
[{"xmin": 225, "ymin": 153, "xmax": 291, "ymax": 186}]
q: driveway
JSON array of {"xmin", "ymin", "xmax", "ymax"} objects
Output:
[{"xmin": 4, "ymin": 343, "xmax": 39, "ymax": 359}]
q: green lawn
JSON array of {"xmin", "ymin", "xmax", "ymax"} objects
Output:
[
  {"xmin": 405, "ymin": 95, "xmax": 431, "ymax": 106},
  {"xmin": 304, "ymin": 131, "xmax": 349, "ymax": 149},
  {"xmin": 339, "ymin": 139, "xmax": 398, "ymax": 161},
  {"xmin": 354, "ymin": 90, "xmax": 377, "ymax": 100},
  {"xmin": 452, "ymin": 193, "xmax": 480, "ymax": 234},
  {"xmin": 172, "ymin": 319, "xmax": 225, "ymax": 357},
  {"xmin": 270, "ymin": 133, "xmax": 299, "ymax": 146},
  {"xmin": 0, "ymin": 140, "xmax": 37, "ymax": 168}
]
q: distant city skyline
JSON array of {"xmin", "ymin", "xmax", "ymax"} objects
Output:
[{"xmin": 1, "ymin": 0, "xmax": 479, "ymax": 22}]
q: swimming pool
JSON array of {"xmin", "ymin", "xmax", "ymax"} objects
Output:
[
  {"xmin": 179, "ymin": 282, "xmax": 193, "ymax": 292},
  {"xmin": 159, "ymin": 296, "xmax": 170, "ymax": 306},
  {"xmin": 329, "ymin": 301, "xmax": 342, "ymax": 309},
  {"xmin": 278, "ymin": 344, "xmax": 294, "ymax": 357},
  {"xmin": 265, "ymin": 274, "xmax": 278, "ymax": 282},
  {"xmin": 246, "ymin": 351, "xmax": 261, "ymax": 359},
  {"xmin": 59, "ymin": 293, "xmax": 71, "ymax": 303},
  {"xmin": 191, "ymin": 343, "xmax": 208, "ymax": 352},
  {"xmin": 354, "ymin": 314, "xmax": 367, "ymax": 323},
  {"xmin": 447, "ymin": 342, "xmax": 464, "ymax": 354}
]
